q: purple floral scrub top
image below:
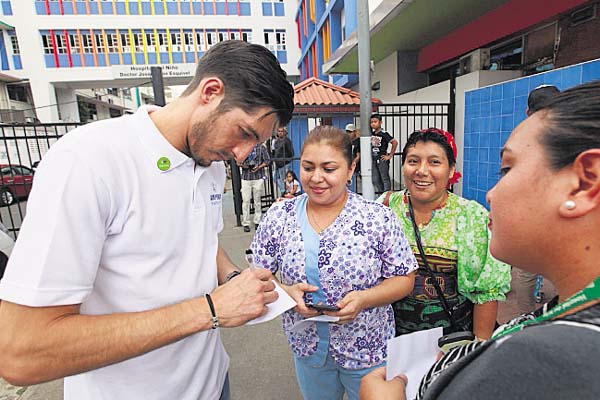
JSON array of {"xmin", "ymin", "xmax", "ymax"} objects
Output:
[{"xmin": 251, "ymin": 191, "xmax": 418, "ymax": 369}]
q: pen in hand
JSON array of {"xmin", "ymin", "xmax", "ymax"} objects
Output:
[{"xmin": 245, "ymin": 249, "xmax": 256, "ymax": 270}]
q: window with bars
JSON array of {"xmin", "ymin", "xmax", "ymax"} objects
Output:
[
  {"xmin": 41, "ymin": 34, "xmax": 53, "ymax": 54},
  {"xmin": 196, "ymin": 32, "xmax": 206, "ymax": 51},
  {"xmin": 275, "ymin": 30, "xmax": 286, "ymax": 51},
  {"xmin": 68, "ymin": 34, "xmax": 81, "ymax": 54},
  {"xmin": 133, "ymin": 33, "xmax": 144, "ymax": 52},
  {"xmin": 107, "ymin": 33, "xmax": 118, "ymax": 53},
  {"xmin": 263, "ymin": 29, "xmax": 275, "ymax": 51},
  {"xmin": 95, "ymin": 34, "xmax": 105, "ymax": 51},
  {"xmin": 242, "ymin": 31, "xmax": 252, "ymax": 43},
  {"xmin": 158, "ymin": 32, "xmax": 168, "ymax": 52},
  {"xmin": 206, "ymin": 32, "xmax": 217, "ymax": 48},
  {"xmin": 120, "ymin": 33, "xmax": 131, "ymax": 52},
  {"xmin": 144, "ymin": 33, "xmax": 156, "ymax": 52},
  {"xmin": 230, "ymin": 31, "xmax": 240, "ymax": 41},
  {"xmin": 10, "ymin": 35, "xmax": 19, "ymax": 55},
  {"xmin": 184, "ymin": 32, "xmax": 194, "ymax": 51},
  {"xmin": 82, "ymin": 34, "xmax": 94, "ymax": 53},
  {"xmin": 170, "ymin": 32, "xmax": 182, "ymax": 51},
  {"xmin": 55, "ymin": 33, "xmax": 68, "ymax": 54}
]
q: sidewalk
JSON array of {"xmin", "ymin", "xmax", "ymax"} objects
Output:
[{"xmin": 0, "ymin": 187, "xmax": 538, "ymax": 399}]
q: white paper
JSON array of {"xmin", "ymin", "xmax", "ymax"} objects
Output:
[
  {"xmin": 386, "ymin": 327, "xmax": 443, "ymax": 400},
  {"xmin": 246, "ymin": 281, "xmax": 297, "ymax": 325},
  {"xmin": 289, "ymin": 314, "xmax": 340, "ymax": 333}
]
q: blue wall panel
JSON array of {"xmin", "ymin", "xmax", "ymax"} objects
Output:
[
  {"xmin": 274, "ymin": 2, "xmax": 284, "ymax": 16},
  {"xmin": 35, "ymin": 2, "xmax": 46, "ymax": 14},
  {"xmin": 44, "ymin": 54, "xmax": 55, "ymax": 68},
  {"xmin": 12, "ymin": 55, "xmax": 21, "ymax": 69},
  {"xmin": 462, "ymin": 59, "xmax": 600, "ymax": 207},
  {"xmin": 2, "ymin": 1, "xmax": 12, "ymax": 15},
  {"xmin": 240, "ymin": 2, "xmax": 250, "ymax": 15},
  {"xmin": 215, "ymin": 2, "xmax": 226, "ymax": 14},
  {"xmin": 101, "ymin": 2, "xmax": 113, "ymax": 14},
  {"xmin": 262, "ymin": 3, "xmax": 272, "ymax": 16},
  {"xmin": 109, "ymin": 54, "xmax": 120, "ymax": 65}
]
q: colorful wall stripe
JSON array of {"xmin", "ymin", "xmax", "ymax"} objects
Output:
[
  {"xmin": 38, "ymin": 27, "xmax": 271, "ymax": 68},
  {"xmin": 35, "ymin": 0, "xmax": 250, "ymax": 16}
]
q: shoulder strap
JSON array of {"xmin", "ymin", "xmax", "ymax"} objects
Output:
[{"xmin": 406, "ymin": 193, "xmax": 461, "ymax": 330}]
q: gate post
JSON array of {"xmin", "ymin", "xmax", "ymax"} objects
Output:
[{"xmin": 230, "ymin": 159, "xmax": 243, "ymax": 227}]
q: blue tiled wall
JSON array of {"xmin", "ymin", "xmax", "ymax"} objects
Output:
[{"xmin": 463, "ymin": 59, "xmax": 600, "ymax": 207}]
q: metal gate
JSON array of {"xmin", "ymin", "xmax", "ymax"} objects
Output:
[
  {"xmin": 232, "ymin": 102, "xmax": 451, "ymax": 224},
  {"xmin": 0, "ymin": 123, "xmax": 81, "ymax": 238}
]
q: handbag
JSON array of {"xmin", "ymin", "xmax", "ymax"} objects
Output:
[{"xmin": 383, "ymin": 191, "xmax": 473, "ymax": 333}]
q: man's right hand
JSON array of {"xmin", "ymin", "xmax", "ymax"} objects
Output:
[{"xmin": 209, "ymin": 268, "xmax": 278, "ymax": 327}]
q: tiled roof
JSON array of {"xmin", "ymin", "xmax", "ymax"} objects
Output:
[{"xmin": 294, "ymin": 77, "xmax": 381, "ymax": 106}]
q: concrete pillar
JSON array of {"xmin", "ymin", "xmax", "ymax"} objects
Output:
[
  {"xmin": 55, "ymin": 88, "xmax": 80, "ymax": 122},
  {"xmin": 28, "ymin": 79, "xmax": 59, "ymax": 122}
]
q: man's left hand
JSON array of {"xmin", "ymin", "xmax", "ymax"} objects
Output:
[
  {"xmin": 380, "ymin": 154, "xmax": 392, "ymax": 161},
  {"xmin": 359, "ymin": 367, "xmax": 407, "ymax": 400}
]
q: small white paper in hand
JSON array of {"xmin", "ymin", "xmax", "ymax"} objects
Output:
[
  {"xmin": 290, "ymin": 315, "xmax": 340, "ymax": 333},
  {"xmin": 386, "ymin": 327, "xmax": 443, "ymax": 400},
  {"xmin": 246, "ymin": 281, "xmax": 297, "ymax": 325}
]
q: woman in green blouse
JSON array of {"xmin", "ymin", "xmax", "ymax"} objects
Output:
[{"xmin": 379, "ymin": 128, "xmax": 510, "ymax": 339}]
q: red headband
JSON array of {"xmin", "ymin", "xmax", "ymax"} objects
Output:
[{"xmin": 421, "ymin": 128, "xmax": 462, "ymax": 186}]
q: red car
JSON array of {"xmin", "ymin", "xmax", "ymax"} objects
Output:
[{"xmin": 0, "ymin": 164, "xmax": 34, "ymax": 206}]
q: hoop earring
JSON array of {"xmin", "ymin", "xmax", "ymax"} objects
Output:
[{"xmin": 564, "ymin": 200, "xmax": 576, "ymax": 210}]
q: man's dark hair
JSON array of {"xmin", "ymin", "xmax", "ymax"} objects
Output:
[
  {"xmin": 402, "ymin": 129, "xmax": 456, "ymax": 167},
  {"xmin": 370, "ymin": 113, "xmax": 382, "ymax": 121},
  {"xmin": 537, "ymin": 80, "xmax": 600, "ymax": 170},
  {"xmin": 182, "ymin": 40, "xmax": 294, "ymax": 126},
  {"xmin": 527, "ymin": 85, "xmax": 560, "ymax": 115}
]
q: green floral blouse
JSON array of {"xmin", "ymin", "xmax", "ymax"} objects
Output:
[{"xmin": 381, "ymin": 191, "xmax": 511, "ymax": 305}]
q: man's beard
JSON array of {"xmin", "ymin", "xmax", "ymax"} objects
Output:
[{"xmin": 187, "ymin": 113, "xmax": 219, "ymax": 167}]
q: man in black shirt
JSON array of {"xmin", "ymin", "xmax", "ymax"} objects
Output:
[
  {"xmin": 370, "ymin": 113, "xmax": 397, "ymax": 193},
  {"xmin": 272, "ymin": 126, "xmax": 294, "ymax": 196}
]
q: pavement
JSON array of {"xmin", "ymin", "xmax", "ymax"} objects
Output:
[{"xmin": 0, "ymin": 183, "xmax": 550, "ymax": 399}]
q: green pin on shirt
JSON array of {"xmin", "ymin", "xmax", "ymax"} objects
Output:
[{"xmin": 157, "ymin": 157, "xmax": 170, "ymax": 171}]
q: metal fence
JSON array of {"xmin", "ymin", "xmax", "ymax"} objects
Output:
[
  {"xmin": 232, "ymin": 103, "xmax": 451, "ymax": 224},
  {"xmin": 0, "ymin": 123, "xmax": 82, "ymax": 238}
]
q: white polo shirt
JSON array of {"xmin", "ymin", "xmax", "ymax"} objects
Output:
[{"xmin": 0, "ymin": 106, "xmax": 229, "ymax": 400}]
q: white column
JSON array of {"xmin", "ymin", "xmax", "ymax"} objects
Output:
[
  {"xmin": 28, "ymin": 79, "xmax": 59, "ymax": 122},
  {"xmin": 55, "ymin": 88, "xmax": 80, "ymax": 122}
]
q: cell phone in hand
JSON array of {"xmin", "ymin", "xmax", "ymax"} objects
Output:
[{"xmin": 308, "ymin": 303, "xmax": 340, "ymax": 312}]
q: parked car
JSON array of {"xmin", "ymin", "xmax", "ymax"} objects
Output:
[{"xmin": 0, "ymin": 164, "xmax": 34, "ymax": 206}]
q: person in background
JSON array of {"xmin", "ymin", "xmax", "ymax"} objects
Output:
[
  {"xmin": 241, "ymin": 143, "xmax": 270, "ymax": 232},
  {"xmin": 360, "ymin": 80, "xmax": 600, "ymax": 400},
  {"xmin": 346, "ymin": 123, "xmax": 361, "ymax": 191},
  {"xmin": 515, "ymin": 84, "xmax": 561, "ymax": 314},
  {"xmin": 378, "ymin": 128, "xmax": 510, "ymax": 340},
  {"xmin": 370, "ymin": 113, "xmax": 397, "ymax": 194},
  {"xmin": 0, "ymin": 40, "xmax": 294, "ymax": 400},
  {"xmin": 272, "ymin": 126, "xmax": 294, "ymax": 196},
  {"xmin": 282, "ymin": 169, "xmax": 301, "ymax": 198},
  {"xmin": 252, "ymin": 125, "xmax": 417, "ymax": 400}
]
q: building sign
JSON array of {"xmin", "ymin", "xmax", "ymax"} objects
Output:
[{"xmin": 112, "ymin": 64, "xmax": 196, "ymax": 79}]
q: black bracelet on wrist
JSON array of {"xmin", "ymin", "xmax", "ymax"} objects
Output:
[
  {"xmin": 205, "ymin": 293, "xmax": 219, "ymax": 329},
  {"xmin": 224, "ymin": 270, "xmax": 241, "ymax": 282}
]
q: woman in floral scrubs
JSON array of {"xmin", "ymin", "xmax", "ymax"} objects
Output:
[
  {"xmin": 251, "ymin": 126, "xmax": 417, "ymax": 400},
  {"xmin": 379, "ymin": 128, "xmax": 511, "ymax": 340}
]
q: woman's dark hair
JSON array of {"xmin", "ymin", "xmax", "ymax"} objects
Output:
[
  {"xmin": 182, "ymin": 40, "xmax": 294, "ymax": 126},
  {"xmin": 401, "ymin": 129, "xmax": 456, "ymax": 166},
  {"xmin": 285, "ymin": 169, "xmax": 298, "ymax": 181},
  {"xmin": 538, "ymin": 80, "xmax": 600, "ymax": 170},
  {"xmin": 301, "ymin": 125, "xmax": 353, "ymax": 167}
]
